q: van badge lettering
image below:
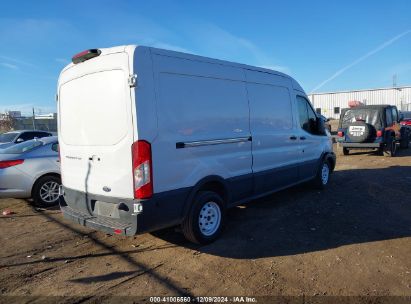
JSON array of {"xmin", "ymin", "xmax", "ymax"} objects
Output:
[
  {"xmin": 65, "ymin": 156, "xmax": 82, "ymax": 160},
  {"xmin": 103, "ymin": 186, "xmax": 111, "ymax": 192}
]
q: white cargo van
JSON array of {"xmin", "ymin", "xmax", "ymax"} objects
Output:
[{"xmin": 57, "ymin": 45, "xmax": 335, "ymax": 244}]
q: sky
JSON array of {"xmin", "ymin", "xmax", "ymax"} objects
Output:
[{"xmin": 0, "ymin": 0, "xmax": 410, "ymax": 115}]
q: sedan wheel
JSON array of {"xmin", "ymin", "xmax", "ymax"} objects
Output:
[
  {"xmin": 33, "ymin": 175, "xmax": 61, "ymax": 207},
  {"xmin": 39, "ymin": 181, "xmax": 60, "ymax": 204}
]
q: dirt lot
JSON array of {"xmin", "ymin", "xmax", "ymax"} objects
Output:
[{"xmin": 1, "ymin": 146, "xmax": 411, "ymax": 302}]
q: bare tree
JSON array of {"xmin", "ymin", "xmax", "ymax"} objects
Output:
[{"xmin": 0, "ymin": 115, "xmax": 14, "ymax": 133}]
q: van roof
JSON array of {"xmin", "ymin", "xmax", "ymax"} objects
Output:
[
  {"xmin": 61, "ymin": 45, "xmax": 305, "ymax": 94},
  {"xmin": 147, "ymin": 46, "xmax": 304, "ymax": 93}
]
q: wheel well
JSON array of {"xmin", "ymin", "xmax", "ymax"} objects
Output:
[
  {"xmin": 324, "ymin": 153, "xmax": 336, "ymax": 172},
  {"xmin": 199, "ymin": 181, "xmax": 228, "ymax": 203},
  {"xmin": 31, "ymin": 173, "xmax": 61, "ymax": 196}
]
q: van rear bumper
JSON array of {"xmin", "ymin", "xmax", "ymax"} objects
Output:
[
  {"xmin": 60, "ymin": 203, "xmax": 137, "ymax": 235},
  {"xmin": 60, "ymin": 186, "xmax": 189, "ymax": 236}
]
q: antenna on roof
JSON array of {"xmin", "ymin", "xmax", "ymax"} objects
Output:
[{"xmin": 392, "ymin": 74, "xmax": 397, "ymax": 88}]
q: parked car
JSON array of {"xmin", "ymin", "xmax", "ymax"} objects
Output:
[
  {"xmin": 400, "ymin": 111, "xmax": 411, "ymax": 127},
  {"xmin": 0, "ymin": 130, "xmax": 52, "ymax": 149},
  {"xmin": 336, "ymin": 105, "xmax": 410, "ymax": 156},
  {"xmin": 0, "ymin": 136, "xmax": 60, "ymax": 207},
  {"xmin": 57, "ymin": 45, "xmax": 336, "ymax": 244}
]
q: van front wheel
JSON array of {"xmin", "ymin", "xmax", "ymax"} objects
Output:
[
  {"xmin": 312, "ymin": 159, "xmax": 331, "ymax": 190},
  {"xmin": 181, "ymin": 191, "xmax": 225, "ymax": 244}
]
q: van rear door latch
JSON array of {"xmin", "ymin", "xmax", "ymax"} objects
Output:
[{"xmin": 128, "ymin": 74, "xmax": 137, "ymax": 87}]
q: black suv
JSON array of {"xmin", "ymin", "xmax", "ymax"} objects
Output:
[{"xmin": 336, "ymin": 105, "xmax": 410, "ymax": 156}]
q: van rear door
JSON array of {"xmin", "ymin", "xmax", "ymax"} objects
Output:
[{"xmin": 58, "ymin": 49, "xmax": 135, "ymax": 199}]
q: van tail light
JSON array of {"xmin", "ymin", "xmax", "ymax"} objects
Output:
[
  {"xmin": 72, "ymin": 49, "xmax": 101, "ymax": 64},
  {"xmin": 132, "ymin": 140, "xmax": 153, "ymax": 199},
  {"xmin": 0, "ymin": 159, "xmax": 24, "ymax": 169},
  {"xmin": 376, "ymin": 130, "xmax": 383, "ymax": 137},
  {"xmin": 337, "ymin": 131, "xmax": 344, "ymax": 137}
]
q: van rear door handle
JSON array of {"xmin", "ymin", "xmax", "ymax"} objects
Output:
[
  {"xmin": 289, "ymin": 136, "xmax": 297, "ymax": 140},
  {"xmin": 300, "ymin": 136, "xmax": 306, "ymax": 140}
]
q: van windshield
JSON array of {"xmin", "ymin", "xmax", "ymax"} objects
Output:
[{"xmin": 59, "ymin": 70, "xmax": 128, "ymax": 146}]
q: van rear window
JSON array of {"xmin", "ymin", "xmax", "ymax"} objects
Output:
[
  {"xmin": 341, "ymin": 109, "xmax": 380, "ymax": 128},
  {"xmin": 59, "ymin": 70, "xmax": 129, "ymax": 146}
]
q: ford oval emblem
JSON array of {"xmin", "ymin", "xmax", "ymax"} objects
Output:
[{"xmin": 103, "ymin": 186, "xmax": 111, "ymax": 192}]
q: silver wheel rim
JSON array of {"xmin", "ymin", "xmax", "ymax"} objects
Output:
[
  {"xmin": 39, "ymin": 181, "xmax": 60, "ymax": 203},
  {"xmin": 198, "ymin": 201, "xmax": 221, "ymax": 237},
  {"xmin": 321, "ymin": 163, "xmax": 330, "ymax": 185}
]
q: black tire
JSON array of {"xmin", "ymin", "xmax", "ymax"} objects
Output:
[
  {"xmin": 337, "ymin": 145, "xmax": 349, "ymax": 156},
  {"xmin": 343, "ymin": 147, "xmax": 349, "ymax": 155},
  {"xmin": 32, "ymin": 175, "xmax": 61, "ymax": 207},
  {"xmin": 181, "ymin": 191, "xmax": 226, "ymax": 245},
  {"xmin": 400, "ymin": 135, "xmax": 409, "ymax": 149},
  {"xmin": 383, "ymin": 139, "xmax": 397, "ymax": 157},
  {"xmin": 312, "ymin": 159, "xmax": 331, "ymax": 189}
]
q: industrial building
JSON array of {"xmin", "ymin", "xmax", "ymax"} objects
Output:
[{"xmin": 308, "ymin": 85, "xmax": 411, "ymax": 119}]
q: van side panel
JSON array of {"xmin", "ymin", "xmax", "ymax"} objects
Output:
[
  {"xmin": 151, "ymin": 54, "xmax": 253, "ymax": 202},
  {"xmin": 246, "ymin": 71, "xmax": 301, "ymax": 193}
]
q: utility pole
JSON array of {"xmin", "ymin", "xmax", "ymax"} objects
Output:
[{"xmin": 32, "ymin": 108, "xmax": 36, "ymax": 130}]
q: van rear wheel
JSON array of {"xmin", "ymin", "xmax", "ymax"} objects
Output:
[{"xmin": 181, "ymin": 191, "xmax": 225, "ymax": 244}]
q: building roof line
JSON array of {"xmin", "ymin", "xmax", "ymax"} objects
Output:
[{"xmin": 309, "ymin": 85, "xmax": 411, "ymax": 96}]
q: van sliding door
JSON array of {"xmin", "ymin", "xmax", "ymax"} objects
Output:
[{"xmin": 246, "ymin": 74, "xmax": 300, "ymax": 194}]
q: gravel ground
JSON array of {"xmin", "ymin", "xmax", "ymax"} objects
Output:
[{"xmin": 1, "ymin": 145, "xmax": 410, "ymax": 303}]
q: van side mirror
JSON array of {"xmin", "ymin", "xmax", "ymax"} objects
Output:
[
  {"xmin": 399, "ymin": 113, "xmax": 404, "ymax": 121},
  {"xmin": 16, "ymin": 138, "xmax": 24, "ymax": 143},
  {"xmin": 316, "ymin": 117, "xmax": 326, "ymax": 135}
]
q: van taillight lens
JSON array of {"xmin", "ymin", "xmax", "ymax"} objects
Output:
[
  {"xmin": 376, "ymin": 130, "xmax": 383, "ymax": 137},
  {"xmin": 132, "ymin": 140, "xmax": 153, "ymax": 199},
  {"xmin": 337, "ymin": 131, "xmax": 344, "ymax": 137},
  {"xmin": 0, "ymin": 159, "xmax": 24, "ymax": 169},
  {"xmin": 72, "ymin": 49, "xmax": 101, "ymax": 64}
]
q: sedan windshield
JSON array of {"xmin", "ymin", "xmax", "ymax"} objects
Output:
[
  {"xmin": 0, "ymin": 139, "xmax": 43, "ymax": 154},
  {"xmin": 0, "ymin": 133, "xmax": 18, "ymax": 143}
]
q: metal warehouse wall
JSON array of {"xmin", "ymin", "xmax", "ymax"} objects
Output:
[{"xmin": 308, "ymin": 86, "xmax": 411, "ymax": 119}]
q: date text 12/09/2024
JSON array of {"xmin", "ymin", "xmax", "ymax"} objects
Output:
[{"xmin": 149, "ymin": 296, "xmax": 257, "ymax": 303}]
